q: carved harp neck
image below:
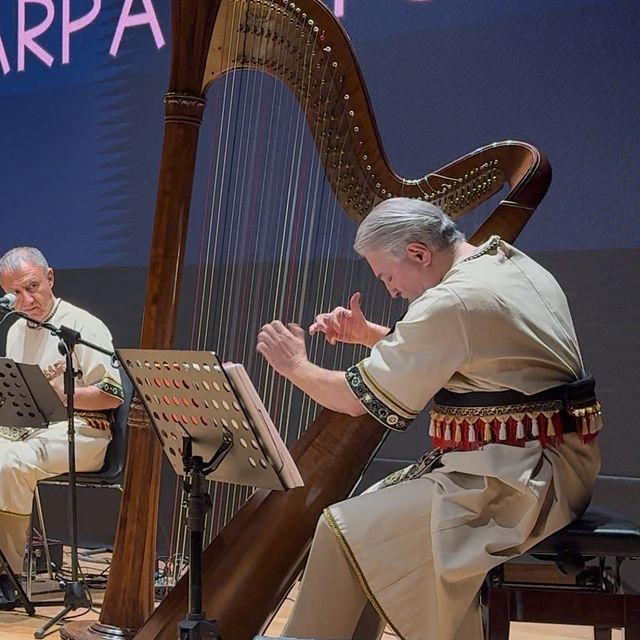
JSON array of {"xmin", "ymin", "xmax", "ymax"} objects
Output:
[{"xmin": 167, "ymin": 0, "xmax": 550, "ymax": 236}]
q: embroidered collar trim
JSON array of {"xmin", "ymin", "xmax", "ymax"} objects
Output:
[{"xmin": 27, "ymin": 298, "xmax": 61, "ymax": 329}]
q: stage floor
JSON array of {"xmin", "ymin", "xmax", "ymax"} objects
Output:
[{"xmin": 0, "ymin": 548, "xmax": 625, "ymax": 640}]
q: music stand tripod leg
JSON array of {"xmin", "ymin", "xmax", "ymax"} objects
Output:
[
  {"xmin": 0, "ymin": 545, "xmax": 36, "ymax": 615},
  {"xmin": 0, "ymin": 320, "xmax": 116, "ymax": 633},
  {"xmin": 177, "ymin": 434, "xmax": 232, "ymax": 640},
  {"xmin": 34, "ymin": 335, "xmax": 91, "ymax": 639}
]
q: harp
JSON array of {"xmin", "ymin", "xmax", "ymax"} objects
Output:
[{"xmin": 61, "ymin": 1, "xmax": 551, "ymax": 640}]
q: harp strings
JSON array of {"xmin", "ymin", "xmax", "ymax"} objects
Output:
[
  {"xmin": 166, "ymin": 0, "xmax": 257, "ymax": 574},
  {"xmin": 201, "ymin": 0, "xmax": 266, "ymax": 544},
  {"xmin": 164, "ymin": 0, "xmax": 401, "ymax": 583}
]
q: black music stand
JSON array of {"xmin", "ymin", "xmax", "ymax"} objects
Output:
[
  {"xmin": 117, "ymin": 349, "xmax": 302, "ymax": 640},
  {"xmin": 0, "ymin": 357, "xmax": 68, "ymax": 616}
]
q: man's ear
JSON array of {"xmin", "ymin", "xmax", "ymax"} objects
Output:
[
  {"xmin": 406, "ymin": 242, "xmax": 432, "ymax": 267},
  {"xmin": 47, "ymin": 267, "xmax": 55, "ymax": 289}
]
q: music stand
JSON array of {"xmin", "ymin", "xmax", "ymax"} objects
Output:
[
  {"xmin": 117, "ymin": 349, "xmax": 303, "ymax": 640},
  {"xmin": 0, "ymin": 357, "xmax": 68, "ymax": 616}
]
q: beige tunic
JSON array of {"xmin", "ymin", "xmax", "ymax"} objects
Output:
[
  {"xmin": 0, "ymin": 299, "xmax": 123, "ymax": 572},
  {"xmin": 6, "ymin": 298, "xmax": 123, "ymax": 427},
  {"xmin": 327, "ymin": 237, "xmax": 601, "ymax": 639}
]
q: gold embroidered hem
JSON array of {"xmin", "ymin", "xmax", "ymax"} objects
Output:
[
  {"xmin": 324, "ymin": 508, "xmax": 405, "ymax": 640},
  {"xmin": 0, "ymin": 426, "xmax": 39, "ymax": 442}
]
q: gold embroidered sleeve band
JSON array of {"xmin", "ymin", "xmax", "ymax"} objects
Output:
[
  {"xmin": 95, "ymin": 375, "xmax": 125, "ymax": 401},
  {"xmin": 346, "ymin": 363, "xmax": 418, "ymax": 431}
]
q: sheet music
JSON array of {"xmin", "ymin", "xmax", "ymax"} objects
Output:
[{"xmin": 222, "ymin": 362, "xmax": 304, "ymax": 490}]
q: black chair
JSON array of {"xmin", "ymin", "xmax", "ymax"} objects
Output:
[
  {"xmin": 483, "ymin": 508, "xmax": 640, "ymax": 640},
  {"xmin": 27, "ymin": 374, "xmax": 134, "ymax": 590}
]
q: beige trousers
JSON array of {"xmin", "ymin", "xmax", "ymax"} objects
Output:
[{"xmin": 0, "ymin": 421, "xmax": 110, "ymax": 572}]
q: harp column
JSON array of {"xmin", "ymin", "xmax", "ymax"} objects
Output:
[{"xmin": 61, "ymin": 93, "xmax": 208, "ymax": 640}]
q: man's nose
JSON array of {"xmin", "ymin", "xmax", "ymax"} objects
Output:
[{"xmin": 17, "ymin": 292, "xmax": 33, "ymax": 308}]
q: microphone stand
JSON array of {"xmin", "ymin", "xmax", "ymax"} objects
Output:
[{"xmin": 0, "ymin": 304, "xmax": 117, "ymax": 638}]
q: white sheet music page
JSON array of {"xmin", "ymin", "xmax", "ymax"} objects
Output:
[{"xmin": 222, "ymin": 362, "xmax": 304, "ymax": 490}]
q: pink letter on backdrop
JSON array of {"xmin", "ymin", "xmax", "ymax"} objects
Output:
[
  {"xmin": 110, "ymin": 0, "xmax": 165, "ymax": 57},
  {"xmin": 63, "ymin": 0, "xmax": 101, "ymax": 65},
  {"xmin": 334, "ymin": 0, "xmax": 344, "ymax": 17},
  {"xmin": 0, "ymin": 36, "xmax": 10, "ymax": 75},
  {"xmin": 18, "ymin": 0, "xmax": 55, "ymax": 72}
]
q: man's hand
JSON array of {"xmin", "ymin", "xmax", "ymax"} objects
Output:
[
  {"xmin": 42, "ymin": 360, "xmax": 67, "ymax": 404},
  {"xmin": 42, "ymin": 360, "xmax": 66, "ymax": 381},
  {"xmin": 257, "ymin": 320, "xmax": 365, "ymax": 417},
  {"xmin": 309, "ymin": 292, "xmax": 389, "ymax": 348},
  {"xmin": 256, "ymin": 321, "xmax": 308, "ymax": 378},
  {"xmin": 49, "ymin": 375, "xmax": 67, "ymax": 405},
  {"xmin": 309, "ymin": 292, "xmax": 369, "ymax": 345}
]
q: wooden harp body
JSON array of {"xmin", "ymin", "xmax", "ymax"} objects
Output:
[{"xmin": 61, "ymin": 2, "xmax": 551, "ymax": 640}]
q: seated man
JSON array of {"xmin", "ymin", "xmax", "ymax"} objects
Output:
[
  {"xmin": 257, "ymin": 198, "xmax": 601, "ymax": 640},
  {"xmin": 0, "ymin": 247, "xmax": 123, "ymax": 609}
]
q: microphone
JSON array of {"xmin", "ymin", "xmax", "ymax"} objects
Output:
[{"xmin": 0, "ymin": 293, "xmax": 17, "ymax": 309}]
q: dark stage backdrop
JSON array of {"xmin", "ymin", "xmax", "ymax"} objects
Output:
[{"xmin": 1, "ymin": 0, "xmax": 639, "ymax": 581}]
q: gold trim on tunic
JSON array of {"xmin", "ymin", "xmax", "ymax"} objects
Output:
[{"xmin": 324, "ymin": 507, "xmax": 406, "ymax": 640}]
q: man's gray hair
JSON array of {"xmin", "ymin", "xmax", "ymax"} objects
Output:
[
  {"xmin": 354, "ymin": 197, "xmax": 465, "ymax": 257},
  {"xmin": 0, "ymin": 247, "xmax": 49, "ymax": 277}
]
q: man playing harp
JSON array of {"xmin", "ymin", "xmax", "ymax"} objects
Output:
[{"xmin": 257, "ymin": 197, "xmax": 601, "ymax": 640}]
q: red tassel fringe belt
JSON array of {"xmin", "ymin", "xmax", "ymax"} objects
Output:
[{"xmin": 430, "ymin": 375, "xmax": 602, "ymax": 451}]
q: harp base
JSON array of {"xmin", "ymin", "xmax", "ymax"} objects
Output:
[{"xmin": 61, "ymin": 621, "xmax": 137, "ymax": 640}]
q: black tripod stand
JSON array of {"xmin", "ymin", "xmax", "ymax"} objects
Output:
[
  {"xmin": 33, "ymin": 327, "xmax": 90, "ymax": 638},
  {"xmin": 34, "ymin": 324, "xmax": 117, "ymax": 639},
  {"xmin": 0, "ymin": 511, "xmax": 36, "ymax": 616},
  {"xmin": 178, "ymin": 433, "xmax": 233, "ymax": 640}
]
